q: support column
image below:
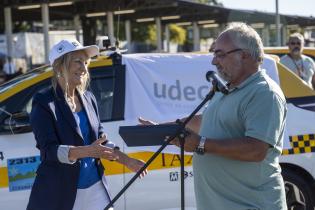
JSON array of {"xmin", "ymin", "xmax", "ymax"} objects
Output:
[
  {"xmin": 41, "ymin": 3, "xmax": 50, "ymax": 64},
  {"xmin": 282, "ymin": 24, "xmax": 287, "ymax": 46},
  {"xmin": 125, "ymin": 20, "xmax": 131, "ymax": 52},
  {"xmin": 165, "ymin": 24, "xmax": 170, "ymax": 52},
  {"xmin": 193, "ymin": 21, "xmax": 200, "ymax": 51},
  {"xmin": 275, "ymin": 0, "xmax": 281, "ymax": 46},
  {"xmin": 81, "ymin": 17, "xmax": 97, "ymax": 45},
  {"xmin": 107, "ymin": 11, "xmax": 114, "ymax": 46},
  {"xmin": 263, "ymin": 26, "xmax": 270, "ymax": 46},
  {"xmin": 74, "ymin": 15, "xmax": 81, "ymax": 42},
  {"xmin": 4, "ymin": 7, "xmax": 13, "ymax": 58},
  {"xmin": 156, "ymin": 17, "xmax": 162, "ymax": 52}
]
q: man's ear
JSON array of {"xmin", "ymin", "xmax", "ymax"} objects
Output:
[{"xmin": 241, "ymin": 50, "xmax": 250, "ymax": 59}]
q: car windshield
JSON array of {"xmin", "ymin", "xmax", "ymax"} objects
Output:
[{"xmin": 0, "ymin": 65, "xmax": 51, "ymax": 94}]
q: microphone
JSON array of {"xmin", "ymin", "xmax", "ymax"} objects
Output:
[{"xmin": 206, "ymin": 71, "xmax": 229, "ymax": 95}]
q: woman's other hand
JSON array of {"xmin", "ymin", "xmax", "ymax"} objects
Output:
[
  {"xmin": 125, "ymin": 157, "xmax": 148, "ymax": 178},
  {"xmin": 114, "ymin": 150, "xmax": 148, "ymax": 179}
]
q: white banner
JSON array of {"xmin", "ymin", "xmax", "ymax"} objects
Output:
[
  {"xmin": 122, "ymin": 53, "xmax": 285, "ymax": 151},
  {"xmin": 123, "ymin": 53, "xmax": 214, "ymax": 122},
  {"xmin": 123, "ymin": 53, "xmax": 279, "ymax": 122}
]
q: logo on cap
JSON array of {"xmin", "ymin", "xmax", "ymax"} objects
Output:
[
  {"xmin": 57, "ymin": 45, "xmax": 65, "ymax": 53},
  {"xmin": 72, "ymin": 42, "xmax": 79, "ymax": 47}
]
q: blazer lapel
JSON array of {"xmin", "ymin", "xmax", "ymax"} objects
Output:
[
  {"xmin": 54, "ymin": 85, "xmax": 84, "ymax": 141},
  {"xmin": 79, "ymin": 92, "xmax": 98, "ymax": 141}
]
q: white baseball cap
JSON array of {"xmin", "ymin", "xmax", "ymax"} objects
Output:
[{"xmin": 49, "ymin": 39, "xmax": 99, "ymax": 65}]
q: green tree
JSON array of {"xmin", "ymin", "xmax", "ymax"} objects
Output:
[
  {"xmin": 169, "ymin": 24, "xmax": 186, "ymax": 45},
  {"xmin": 147, "ymin": 24, "xmax": 186, "ymax": 45},
  {"xmin": 131, "ymin": 23, "xmax": 152, "ymax": 42},
  {"xmin": 196, "ymin": 0, "xmax": 223, "ymax": 6}
]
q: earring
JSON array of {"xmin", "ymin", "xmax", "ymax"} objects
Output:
[{"xmin": 57, "ymin": 72, "xmax": 61, "ymax": 77}]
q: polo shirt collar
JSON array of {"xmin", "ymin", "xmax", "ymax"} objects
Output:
[{"xmin": 228, "ymin": 70, "xmax": 262, "ymax": 92}]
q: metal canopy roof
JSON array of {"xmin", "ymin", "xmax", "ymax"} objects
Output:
[{"xmin": 0, "ymin": 0, "xmax": 314, "ymax": 27}]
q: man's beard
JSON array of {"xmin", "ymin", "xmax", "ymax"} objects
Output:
[
  {"xmin": 292, "ymin": 47, "xmax": 301, "ymax": 56},
  {"xmin": 217, "ymin": 69, "xmax": 231, "ymax": 83}
]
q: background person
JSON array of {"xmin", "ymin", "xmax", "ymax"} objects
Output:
[
  {"xmin": 140, "ymin": 22, "xmax": 287, "ymax": 210},
  {"xmin": 280, "ymin": 32, "xmax": 315, "ymax": 89},
  {"xmin": 27, "ymin": 39, "xmax": 147, "ymax": 210},
  {"xmin": 3, "ymin": 56, "xmax": 16, "ymax": 81}
]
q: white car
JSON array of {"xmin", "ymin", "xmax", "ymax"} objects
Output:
[{"xmin": 0, "ymin": 53, "xmax": 314, "ymax": 209}]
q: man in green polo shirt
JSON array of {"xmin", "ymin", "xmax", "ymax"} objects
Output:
[{"xmin": 140, "ymin": 22, "xmax": 287, "ymax": 210}]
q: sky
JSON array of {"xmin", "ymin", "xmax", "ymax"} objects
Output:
[{"xmin": 219, "ymin": 0, "xmax": 315, "ymax": 17}]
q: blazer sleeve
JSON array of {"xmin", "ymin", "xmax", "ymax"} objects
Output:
[{"xmin": 30, "ymin": 93, "xmax": 60, "ymax": 162}]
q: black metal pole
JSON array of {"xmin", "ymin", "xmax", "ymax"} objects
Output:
[
  {"xmin": 180, "ymin": 135, "xmax": 185, "ymax": 210},
  {"xmin": 104, "ymin": 88, "xmax": 216, "ymax": 210}
]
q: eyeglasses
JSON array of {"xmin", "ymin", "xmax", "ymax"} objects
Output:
[
  {"xmin": 289, "ymin": 41, "xmax": 301, "ymax": 46},
  {"xmin": 213, "ymin": 48, "xmax": 243, "ymax": 59}
]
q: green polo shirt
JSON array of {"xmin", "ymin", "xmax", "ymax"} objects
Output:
[{"xmin": 194, "ymin": 70, "xmax": 287, "ymax": 210}]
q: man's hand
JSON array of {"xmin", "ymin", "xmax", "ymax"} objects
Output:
[
  {"xmin": 138, "ymin": 117, "xmax": 158, "ymax": 125},
  {"xmin": 170, "ymin": 128, "xmax": 200, "ymax": 152}
]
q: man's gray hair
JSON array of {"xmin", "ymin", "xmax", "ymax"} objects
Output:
[
  {"xmin": 221, "ymin": 22, "xmax": 264, "ymax": 63},
  {"xmin": 288, "ymin": 32, "xmax": 304, "ymax": 44}
]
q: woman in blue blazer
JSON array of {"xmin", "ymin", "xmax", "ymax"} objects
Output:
[{"xmin": 27, "ymin": 39, "xmax": 147, "ymax": 210}]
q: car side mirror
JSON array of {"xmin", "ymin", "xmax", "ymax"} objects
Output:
[{"xmin": 3, "ymin": 111, "xmax": 32, "ymax": 134}]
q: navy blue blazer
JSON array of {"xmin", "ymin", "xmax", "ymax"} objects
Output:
[{"xmin": 27, "ymin": 85, "xmax": 111, "ymax": 210}]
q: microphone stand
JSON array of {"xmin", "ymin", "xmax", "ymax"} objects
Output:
[{"xmin": 105, "ymin": 86, "xmax": 218, "ymax": 210}]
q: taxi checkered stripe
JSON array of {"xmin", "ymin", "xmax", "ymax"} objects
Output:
[{"xmin": 282, "ymin": 134, "xmax": 315, "ymax": 155}]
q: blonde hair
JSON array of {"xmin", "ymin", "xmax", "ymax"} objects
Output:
[{"xmin": 51, "ymin": 51, "xmax": 90, "ymax": 98}]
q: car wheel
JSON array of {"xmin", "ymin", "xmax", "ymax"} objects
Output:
[{"xmin": 282, "ymin": 168, "xmax": 315, "ymax": 210}]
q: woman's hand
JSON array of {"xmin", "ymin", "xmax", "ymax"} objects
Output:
[
  {"xmin": 124, "ymin": 157, "xmax": 148, "ymax": 178},
  {"xmin": 114, "ymin": 150, "xmax": 148, "ymax": 178},
  {"xmin": 88, "ymin": 137, "xmax": 119, "ymax": 160}
]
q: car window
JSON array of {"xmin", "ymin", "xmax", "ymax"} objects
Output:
[
  {"xmin": 88, "ymin": 65, "xmax": 125, "ymax": 122},
  {"xmin": 89, "ymin": 76, "xmax": 114, "ymax": 121},
  {"xmin": 0, "ymin": 79, "xmax": 51, "ymax": 134},
  {"xmin": 20, "ymin": 69, "xmax": 116, "ymax": 120},
  {"xmin": 22, "ymin": 80, "xmax": 51, "ymax": 114}
]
